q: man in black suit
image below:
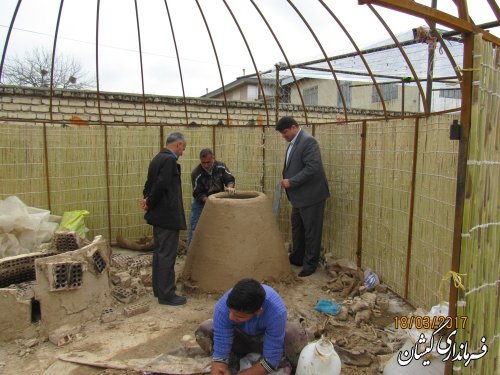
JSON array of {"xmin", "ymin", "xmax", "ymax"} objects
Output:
[
  {"xmin": 141, "ymin": 132, "xmax": 188, "ymax": 305},
  {"xmin": 275, "ymin": 117, "xmax": 330, "ymax": 277}
]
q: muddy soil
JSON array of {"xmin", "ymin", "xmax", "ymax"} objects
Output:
[{"xmin": 0, "ymin": 248, "xmax": 413, "ymax": 375}]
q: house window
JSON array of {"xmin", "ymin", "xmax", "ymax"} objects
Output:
[
  {"xmin": 372, "ymin": 83, "xmax": 398, "ymax": 102},
  {"xmin": 337, "ymin": 82, "xmax": 351, "ymax": 108},
  {"xmin": 280, "ymin": 85, "xmax": 291, "ymax": 103},
  {"xmin": 439, "ymin": 88, "xmax": 461, "ymax": 99},
  {"xmin": 303, "ymin": 86, "xmax": 318, "ymax": 106}
]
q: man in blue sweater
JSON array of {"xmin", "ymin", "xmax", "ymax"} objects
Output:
[{"xmin": 195, "ymin": 278, "xmax": 308, "ymax": 374}]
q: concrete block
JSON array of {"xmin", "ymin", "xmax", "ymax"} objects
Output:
[
  {"xmin": 112, "ymin": 286, "xmax": 135, "ymax": 304},
  {"xmin": 123, "ymin": 301, "xmax": 149, "ymax": 318},
  {"xmin": 2, "ymin": 103, "xmax": 22, "ymax": 111},
  {"xmin": 48, "ymin": 325, "xmax": 79, "ymax": 346},
  {"xmin": 116, "ymin": 271, "xmax": 132, "ymax": 287},
  {"xmin": 100, "ymin": 307, "xmax": 118, "ymax": 323}
]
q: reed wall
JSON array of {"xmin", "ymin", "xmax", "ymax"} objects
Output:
[
  {"xmin": 454, "ymin": 36, "xmax": 499, "ymax": 375},
  {"xmin": 0, "ymin": 84, "xmax": 472, "ymax": 315}
]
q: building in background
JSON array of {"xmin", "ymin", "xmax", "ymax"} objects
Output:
[{"xmin": 203, "ymin": 27, "xmax": 462, "ymax": 116}]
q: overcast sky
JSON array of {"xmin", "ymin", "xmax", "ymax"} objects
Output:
[{"xmin": 1, "ymin": 0, "xmax": 498, "ymax": 97}]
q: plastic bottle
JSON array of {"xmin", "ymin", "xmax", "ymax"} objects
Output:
[
  {"xmin": 364, "ymin": 269, "xmax": 380, "ymax": 290},
  {"xmin": 295, "ymin": 338, "xmax": 341, "ymax": 375}
]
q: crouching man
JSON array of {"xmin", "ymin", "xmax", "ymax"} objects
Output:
[{"xmin": 195, "ymin": 278, "xmax": 308, "ymax": 374}]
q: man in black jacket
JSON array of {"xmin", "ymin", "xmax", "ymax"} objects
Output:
[
  {"xmin": 187, "ymin": 148, "xmax": 235, "ymax": 244},
  {"xmin": 141, "ymin": 132, "xmax": 187, "ymax": 306},
  {"xmin": 276, "ymin": 117, "xmax": 330, "ymax": 277}
]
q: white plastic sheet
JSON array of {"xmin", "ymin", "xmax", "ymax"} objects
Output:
[{"xmin": 0, "ymin": 196, "xmax": 58, "ymax": 258}]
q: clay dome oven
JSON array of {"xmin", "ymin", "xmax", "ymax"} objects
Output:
[{"xmin": 182, "ymin": 191, "xmax": 292, "ymax": 292}]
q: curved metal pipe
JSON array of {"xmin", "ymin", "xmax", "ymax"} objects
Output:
[
  {"xmin": 368, "ymin": 4, "xmax": 429, "ymax": 115},
  {"xmin": 250, "ymin": 0, "xmax": 309, "ymax": 126},
  {"xmin": 222, "ymin": 0, "xmax": 270, "ymax": 189},
  {"xmin": 95, "ymin": 0, "xmax": 103, "ymax": 125},
  {"xmin": 49, "ymin": 0, "xmax": 65, "ymax": 123},
  {"xmin": 318, "ymin": 0, "xmax": 387, "ymax": 119},
  {"xmin": 44, "ymin": 0, "xmax": 66, "ymax": 211},
  {"xmin": 0, "ymin": 0, "xmax": 22, "ymax": 82},
  {"xmin": 486, "ymin": 0, "xmax": 500, "ymax": 21},
  {"xmin": 133, "ymin": 0, "xmax": 148, "ymax": 125},
  {"xmin": 195, "ymin": 0, "xmax": 230, "ymax": 126},
  {"xmin": 95, "ymin": 0, "xmax": 112, "ymax": 241},
  {"xmin": 163, "ymin": 0, "xmax": 189, "ymax": 125},
  {"xmin": 222, "ymin": 0, "xmax": 270, "ymax": 126},
  {"xmin": 287, "ymin": 0, "xmax": 349, "ymax": 122},
  {"xmin": 453, "ymin": 0, "xmax": 470, "ymax": 22}
]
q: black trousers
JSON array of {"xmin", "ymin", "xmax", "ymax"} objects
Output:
[
  {"xmin": 152, "ymin": 226, "xmax": 179, "ymax": 300},
  {"xmin": 289, "ymin": 200, "xmax": 326, "ymax": 272}
]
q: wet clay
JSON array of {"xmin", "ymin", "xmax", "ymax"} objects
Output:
[{"xmin": 182, "ymin": 191, "xmax": 292, "ymax": 292}]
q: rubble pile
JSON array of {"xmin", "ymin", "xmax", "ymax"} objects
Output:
[
  {"xmin": 305, "ymin": 256, "xmax": 409, "ymax": 369},
  {"xmin": 110, "ymin": 253, "xmax": 153, "ymax": 304}
]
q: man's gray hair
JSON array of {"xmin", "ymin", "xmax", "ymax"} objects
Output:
[{"xmin": 166, "ymin": 132, "xmax": 186, "ymax": 144}]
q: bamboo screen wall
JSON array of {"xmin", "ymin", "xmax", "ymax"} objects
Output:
[
  {"xmin": 455, "ymin": 36, "xmax": 499, "ymax": 375},
  {"xmin": 1, "ymin": 111, "xmax": 461, "ymax": 311}
]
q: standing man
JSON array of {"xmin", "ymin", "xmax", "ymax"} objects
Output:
[
  {"xmin": 275, "ymin": 117, "xmax": 330, "ymax": 277},
  {"xmin": 141, "ymin": 132, "xmax": 187, "ymax": 306},
  {"xmin": 187, "ymin": 148, "xmax": 235, "ymax": 244},
  {"xmin": 195, "ymin": 278, "xmax": 308, "ymax": 375}
]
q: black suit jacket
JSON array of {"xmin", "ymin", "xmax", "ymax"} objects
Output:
[{"xmin": 282, "ymin": 129, "xmax": 330, "ymax": 208}]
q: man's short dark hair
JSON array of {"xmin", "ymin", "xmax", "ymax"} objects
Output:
[
  {"xmin": 275, "ymin": 116, "xmax": 298, "ymax": 132},
  {"xmin": 199, "ymin": 148, "xmax": 214, "ymax": 159},
  {"xmin": 226, "ymin": 278, "xmax": 266, "ymax": 314}
]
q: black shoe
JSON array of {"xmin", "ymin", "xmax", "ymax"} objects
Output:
[
  {"xmin": 298, "ymin": 269, "xmax": 314, "ymax": 277},
  {"xmin": 158, "ymin": 294, "xmax": 187, "ymax": 306},
  {"xmin": 289, "ymin": 254, "xmax": 303, "ymax": 267}
]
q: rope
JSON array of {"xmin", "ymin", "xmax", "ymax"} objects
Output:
[{"xmin": 439, "ymin": 270, "xmax": 466, "ymax": 301}]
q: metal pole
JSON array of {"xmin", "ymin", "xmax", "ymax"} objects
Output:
[
  {"xmin": 404, "ymin": 117, "xmax": 419, "ymax": 299},
  {"xmin": 425, "ymin": 0, "xmax": 438, "ymax": 113},
  {"xmin": 445, "ymin": 32, "xmax": 474, "ymax": 375},
  {"xmin": 356, "ymin": 120, "xmax": 368, "ymax": 268},
  {"xmin": 401, "ymin": 80, "xmax": 405, "ymax": 117},
  {"xmin": 275, "ymin": 64, "xmax": 280, "ymax": 125}
]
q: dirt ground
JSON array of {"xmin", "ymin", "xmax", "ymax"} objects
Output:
[{"xmin": 0, "ymin": 246, "xmax": 414, "ymax": 375}]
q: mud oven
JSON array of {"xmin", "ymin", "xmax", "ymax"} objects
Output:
[{"xmin": 0, "ymin": 234, "xmax": 111, "ymax": 342}]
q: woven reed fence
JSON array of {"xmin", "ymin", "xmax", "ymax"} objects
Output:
[
  {"xmin": 453, "ymin": 36, "xmax": 499, "ymax": 375},
  {"xmin": 1, "ymin": 112, "xmax": 463, "ymax": 312},
  {"xmin": 1, "ymin": 42, "xmax": 497, "ymax": 375}
]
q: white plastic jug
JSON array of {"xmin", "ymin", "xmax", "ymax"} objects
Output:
[{"xmin": 295, "ymin": 338, "xmax": 341, "ymax": 375}]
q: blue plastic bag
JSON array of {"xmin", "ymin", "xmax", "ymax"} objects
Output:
[{"xmin": 315, "ymin": 299, "xmax": 341, "ymax": 316}]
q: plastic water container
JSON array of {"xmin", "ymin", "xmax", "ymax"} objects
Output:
[
  {"xmin": 295, "ymin": 338, "xmax": 341, "ymax": 375},
  {"xmin": 364, "ymin": 270, "xmax": 380, "ymax": 290}
]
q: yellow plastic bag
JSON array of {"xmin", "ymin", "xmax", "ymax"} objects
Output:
[{"xmin": 58, "ymin": 210, "xmax": 89, "ymax": 238}]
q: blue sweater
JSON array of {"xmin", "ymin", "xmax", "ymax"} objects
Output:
[{"xmin": 212, "ymin": 284, "xmax": 287, "ymax": 369}]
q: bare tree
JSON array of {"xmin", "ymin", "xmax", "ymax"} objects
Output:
[{"xmin": 2, "ymin": 48, "xmax": 94, "ymax": 89}]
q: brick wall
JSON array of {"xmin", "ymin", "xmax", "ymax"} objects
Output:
[{"xmin": 0, "ymin": 85, "xmax": 394, "ymax": 127}]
